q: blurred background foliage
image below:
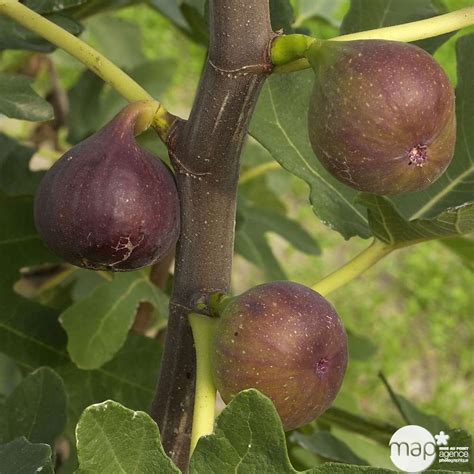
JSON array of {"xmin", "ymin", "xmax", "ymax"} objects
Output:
[{"xmin": 0, "ymin": 0, "xmax": 472, "ymax": 468}]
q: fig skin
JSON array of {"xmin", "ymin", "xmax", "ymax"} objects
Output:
[
  {"xmin": 307, "ymin": 40, "xmax": 456, "ymax": 195},
  {"xmin": 34, "ymin": 103, "xmax": 180, "ymax": 271},
  {"xmin": 212, "ymin": 281, "xmax": 348, "ymax": 431}
]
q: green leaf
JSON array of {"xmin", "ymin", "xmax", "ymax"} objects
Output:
[
  {"xmin": 60, "ymin": 271, "xmax": 168, "ymax": 370},
  {"xmin": 0, "ymin": 437, "xmax": 53, "ymax": 474},
  {"xmin": 340, "ymin": 0, "xmax": 452, "ymax": 53},
  {"xmin": 1, "ymin": 367, "xmax": 67, "ymax": 446},
  {"xmin": 0, "ymin": 196, "xmax": 162, "ymax": 434},
  {"xmin": 0, "ymin": 354, "xmax": 22, "ymax": 399},
  {"xmin": 180, "ymin": 0, "xmax": 209, "ymax": 45},
  {"xmin": 86, "ymin": 15, "xmax": 146, "ymax": 69},
  {"xmin": 239, "ymin": 139, "xmax": 287, "ymax": 213},
  {"xmin": 319, "ymin": 407, "xmax": 397, "ymax": 446},
  {"xmin": 190, "ymin": 389, "xmax": 395, "ymax": 473},
  {"xmin": 250, "ymin": 70, "xmax": 370, "ymax": 240},
  {"xmin": 270, "ymin": 0, "xmax": 294, "ymax": 33},
  {"xmin": 440, "ymin": 236, "xmax": 474, "ymax": 269},
  {"xmin": 291, "ymin": 431, "xmax": 369, "ymax": 465},
  {"xmin": 190, "ymin": 389, "xmax": 299, "ymax": 473},
  {"xmin": 392, "ymin": 34, "xmax": 474, "ymax": 219},
  {"xmin": 58, "ymin": 334, "xmax": 162, "ymax": 429},
  {"xmin": 379, "ymin": 373, "xmax": 449, "ymax": 434},
  {"xmin": 67, "ymin": 59, "xmax": 177, "ymax": 143},
  {"xmin": 0, "ymin": 134, "xmax": 43, "ymax": 196},
  {"xmin": 0, "ymin": 14, "xmax": 83, "ymax": 53},
  {"xmin": 66, "ymin": 0, "xmax": 139, "ymax": 19},
  {"xmin": 235, "ymin": 197, "xmax": 320, "ymax": 280},
  {"xmin": 0, "ymin": 73, "xmax": 53, "ymax": 121},
  {"xmin": 76, "ymin": 400, "xmax": 179, "ymax": 473},
  {"xmin": 380, "ymin": 375, "xmax": 472, "ymax": 471},
  {"xmin": 70, "ymin": 269, "xmax": 107, "ymax": 301},
  {"xmin": 0, "ymin": 195, "xmax": 57, "ymax": 288},
  {"xmin": 66, "ymin": 70, "xmax": 105, "ymax": 144},
  {"xmin": 22, "ymin": 0, "xmax": 86, "ymax": 13},
  {"xmin": 311, "ymin": 466, "xmax": 394, "ymax": 473},
  {"xmin": 149, "ymin": 0, "xmax": 189, "ymax": 30},
  {"xmin": 358, "ymin": 194, "xmax": 474, "ymax": 247},
  {"xmin": 293, "ymin": 0, "xmax": 347, "ymax": 27},
  {"xmin": 347, "ymin": 330, "xmax": 377, "ymax": 361}
]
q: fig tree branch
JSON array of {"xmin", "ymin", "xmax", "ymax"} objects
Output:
[
  {"xmin": 149, "ymin": 1, "xmax": 274, "ymax": 469},
  {"xmin": 271, "ymin": 6, "xmax": 474, "ymax": 73},
  {"xmin": 0, "ymin": 0, "xmax": 176, "ymax": 141}
]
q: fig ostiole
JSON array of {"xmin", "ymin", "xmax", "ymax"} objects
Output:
[
  {"xmin": 211, "ymin": 281, "xmax": 348, "ymax": 431},
  {"xmin": 307, "ymin": 40, "xmax": 456, "ymax": 196},
  {"xmin": 34, "ymin": 101, "xmax": 180, "ymax": 271}
]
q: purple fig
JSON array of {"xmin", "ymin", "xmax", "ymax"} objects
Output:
[
  {"xmin": 212, "ymin": 281, "xmax": 348, "ymax": 431},
  {"xmin": 34, "ymin": 102, "xmax": 180, "ymax": 271},
  {"xmin": 307, "ymin": 40, "xmax": 456, "ymax": 195}
]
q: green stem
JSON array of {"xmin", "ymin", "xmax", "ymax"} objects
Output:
[
  {"xmin": 313, "ymin": 239, "xmax": 392, "ymax": 297},
  {"xmin": 0, "ymin": 0, "xmax": 176, "ymax": 140},
  {"xmin": 239, "ymin": 161, "xmax": 281, "ymax": 185},
  {"xmin": 188, "ymin": 313, "xmax": 218, "ymax": 457},
  {"xmin": 271, "ymin": 6, "xmax": 474, "ymax": 73},
  {"xmin": 271, "ymin": 34, "xmax": 319, "ymax": 73}
]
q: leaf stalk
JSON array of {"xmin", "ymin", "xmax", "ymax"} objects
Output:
[{"xmin": 0, "ymin": 0, "xmax": 176, "ymax": 141}]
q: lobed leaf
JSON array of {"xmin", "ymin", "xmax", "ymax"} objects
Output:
[
  {"xmin": 190, "ymin": 389, "xmax": 396, "ymax": 473},
  {"xmin": 60, "ymin": 271, "xmax": 168, "ymax": 370},
  {"xmin": 190, "ymin": 389, "xmax": 300, "ymax": 473},
  {"xmin": 0, "ymin": 195, "xmax": 162, "ymax": 433},
  {"xmin": 76, "ymin": 400, "xmax": 179, "ymax": 473}
]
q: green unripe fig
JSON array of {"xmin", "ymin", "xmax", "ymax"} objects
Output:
[
  {"xmin": 34, "ymin": 102, "xmax": 180, "ymax": 271},
  {"xmin": 307, "ymin": 40, "xmax": 456, "ymax": 195},
  {"xmin": 212, "ymin": 281, "xmax": 348, "ymax": 431}
]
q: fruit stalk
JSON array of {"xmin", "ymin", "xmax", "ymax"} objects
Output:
[
  {"xmin": 188, "ymin": 314, "xmax": 217, "ymax": 456},
  {"xmin": 313, "ymin": 239, "xmax": 392, "ymax": 296},
  {"xmin": 271, "ymin": 6, "xmax": 474, "ymax": 73},
  {"xmin": 149, "ymin": 1, "xmax": 274, "ymax": 469}
]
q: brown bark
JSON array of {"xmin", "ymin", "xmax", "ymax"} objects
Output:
[{"xmin": 150, "ymin": 1, "xmax": 275, "ymax": 470}]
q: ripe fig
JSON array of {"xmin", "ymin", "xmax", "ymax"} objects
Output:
[
  {"xmin": 212, "ymin": 281, "xmax": 348, "ymax": 431},
  {"xmin": 34, "ymin": 102, "xmax": 180, "ymax": 271},
  {"xmin": 307, "ymin": 40, "xmax": 456, "ymax": 195}
]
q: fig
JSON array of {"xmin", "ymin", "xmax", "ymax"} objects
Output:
[
  {"xmin": 212, "ymin": 281, "xmax": 348, "ymax": 431},
  {"xmin": 307, "ymin": 40, "xmax": 456, "ymax": 195},
  {"xmin": 34, "ymin": 102, "xmax": 180, "ymax": 271}
]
